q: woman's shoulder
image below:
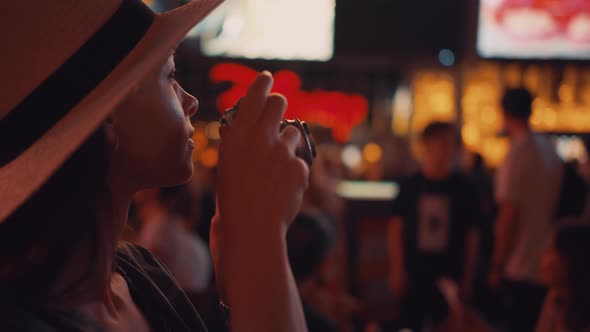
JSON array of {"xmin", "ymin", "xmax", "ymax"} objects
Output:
[
  {"xmin": 116, "ymin": 242, "xmax": 181, "ymax": 292},
  {"xmin": 115, "ymin": 242, "xmax": 208, "ymax": 332},
  {"xmin": 116, "ymin": 241, "xmax": 161, "ymax": 267},
  {"xmin": 115, "ymin": 242, "xmax": 191, "ymax": 303}
]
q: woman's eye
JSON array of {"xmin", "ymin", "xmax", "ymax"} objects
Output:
[{"xmin": 168, "ymin": 69, "xmax": 177, "ymax": 83}]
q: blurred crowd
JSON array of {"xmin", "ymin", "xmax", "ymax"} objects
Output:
[
  {"xmin": 127, "ymin": 87, "xmax": 590, "ymax": 332},
  {"xmin": 384, "ymin": 88, "xmax": 590, "ymax": 332}
]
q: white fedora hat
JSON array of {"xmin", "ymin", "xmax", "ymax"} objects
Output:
[{"xmin": 0, "ymin": 0, "xmax": 223, "ymax": 222}]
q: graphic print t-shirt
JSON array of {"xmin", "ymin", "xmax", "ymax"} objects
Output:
[{"xmin": 391, "ymin": 173, "xmax": 480, "ymax": 281}]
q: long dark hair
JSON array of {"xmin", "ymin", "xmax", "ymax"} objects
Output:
[
  {"xmin": 0, "ymin": 128, "xmax": 113, "ymax": 303},
  {"xmin": 554, "ymin": 224, "xmax": 590, "ymax": 331}
]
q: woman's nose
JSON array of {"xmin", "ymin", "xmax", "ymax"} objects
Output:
[{"xmin": 179, "ymin": 85, "xmax": 198, "ymax": 118}]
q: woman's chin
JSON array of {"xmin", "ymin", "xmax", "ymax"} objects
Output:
[
  {"xmin": 158, "ymin": 161, "xmax": 194, "ymax": 188},
  {"xmin": 178, "ymin": 161, "xmax": 195, "ymax": 184}
]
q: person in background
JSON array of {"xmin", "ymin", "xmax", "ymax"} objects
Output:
[
  {"xmin": 556, "ymin": 138, "xmax": 590, "ymax": 224},
  {"xmin": 459, "ymin": 150, "xmax": 497, "ymax": 317},
  {"xmin": 388, "ymin": 122, "xmax": 481, "ymax": 331},
  {"xmin": 287, "ymin": 212, "xmax": 338, "ymax": 332},
  {"xmin": 135, "ymin": 186, "xmax": 212, "ymax": 294},
  {"xmin": 490, "ymin": 88, "xmax": 562, "ymax": 332},
  {"xmin": 296, "ymin": 146, "xmax": 360, "ymax": 332},
  {"xmin": 577, "ymin": 137, "xmax": 590, "ymax": 184},
  {"xmin": 553, "ymin": 159, "xmax": 588, "ymax": 224},
  {"xmin": 536, "ymin": 224, "xmax": 590, "ymax": 332}
]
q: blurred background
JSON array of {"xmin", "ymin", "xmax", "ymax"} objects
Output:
[{"xmin": 129, "ymin": 1, "xmax": 590, "ymax": 331}]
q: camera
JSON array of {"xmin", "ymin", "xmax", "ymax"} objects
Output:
[{"xmin": 219, "ymin": 99, "xmax": 317, "ymax": 167}]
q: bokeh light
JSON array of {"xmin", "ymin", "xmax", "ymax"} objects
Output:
[
  {"xmin": 341, "ymin": 145, "xmax": 362, "ymax": 169},
  {"xmin": 201, "ymin": 147, "xmax": 219, "ymax": 168},
  {"xmin": 363, "ymin": 143, "xmax": 383, "ymax": 163}
]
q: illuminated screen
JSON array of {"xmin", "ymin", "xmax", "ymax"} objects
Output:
[
  {"xmin": 477, "ymin": 0, "xmax": 590, "ymax": 59},
  {"xmin": 191, "ymin": 0, "xmax": 335, "ymax": 61}
]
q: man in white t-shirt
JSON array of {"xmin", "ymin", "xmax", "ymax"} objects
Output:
[{"xmin": 491, "ymin": 88, "xmax": 562, "ymax": 332}]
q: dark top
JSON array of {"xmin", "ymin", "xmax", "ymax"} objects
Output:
[
  {"xmin": 0, "ymin": 243, "xmax": 208, "ymax": 332},
  {"xmin": 302, "ymin": 302, "xmax": 338, "ymax": 332},
  {"xmin": 391, "ymin": 172, "xmax": 480, "ymax": 282},
  {"xmin": 287, "ymin": 212, "xmax": 336, "ymax": 281}
]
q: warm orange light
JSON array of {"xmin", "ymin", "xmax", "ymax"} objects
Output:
[
  {"xmin": 461, "ymin": 63, "xmax": 590, "ymax": 167},
  {"xmin": 206, "ymin": 122, "xmax": 221, "ymax": 140},
  {"xmin": 411, "ymin": 72, "xmax": 456, "ymax": 134},
  {"xmin": 504, "ymin": 64, "xmax": 522, "ymax": 88},
  {"xmin": 363, "ymin": 143, "xmax": 383, "ymax": 163},
  {"xmin": 558, "ymin": 84, "xmax": 575, "ymax": 104},
  {"xmin": 192, "ymin": 131, "xmax": 208, "ymax": 150},
  {"xmin": 462, "ymin": 124, "xmax": 480, "ymax": 148},
  {"xmin": 201, "ymin": 147, "xmax": 219, "ymax": 168},
  {"xmin": 461, "ymin": 64, "xmax": 504, "ymax": 166},
  {"xmin": 483, "ymin": 138, "xmax": 509, "ymax": 167}
]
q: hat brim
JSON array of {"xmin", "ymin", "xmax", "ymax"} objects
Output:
[{"xmin": 0, "ymin": 0, "xmax": 224, "ymax": 222}]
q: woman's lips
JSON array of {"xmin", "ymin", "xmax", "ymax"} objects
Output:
[{"xmin": 188, "ymin": 138, "xmax": 196, "ymax": 150}]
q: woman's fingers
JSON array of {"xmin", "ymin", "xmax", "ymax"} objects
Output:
[
  {"xmin": 279, "ymin": 126, "xmax": 310, "ymax": 187},
  {"xmin": 259, "ymin": 93, "xmax": 287, "ymax": 139},
  {"xmin": 279, "ymin": 125, "xmax": 302, "ymax": 155},
  {"xmin": 216, "ymin": 71, "xmax": 310, "ymax": 235},
  {"xmin": 233, "ymin": 72, "xmax": 273, "ymax": 129}
]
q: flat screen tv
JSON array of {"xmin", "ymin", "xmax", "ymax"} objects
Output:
[
  {"xmin": 192, "ymin": 0, "xmax": 334, "ymax": 61},
  {"xmin": 477, "ymin": 0, "xmax": 590, "ymax": 59}
]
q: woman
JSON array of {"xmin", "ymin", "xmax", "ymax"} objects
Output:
[
  {"xmin": 0, "ymin": 0, "xmax": 309, "ymax": 331},
  {"xmin": 537, "ymin": 224, "xmax": 590, "ymax": 332}
]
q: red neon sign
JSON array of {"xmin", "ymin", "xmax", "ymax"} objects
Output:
[{"xmin": 210, "ymin": 63, "xmax": 369, "ymax": 142}]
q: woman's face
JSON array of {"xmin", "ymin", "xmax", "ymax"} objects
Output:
[{"xmin": 109, "ymin": 54, "xmax": 198, "ymax": 190}]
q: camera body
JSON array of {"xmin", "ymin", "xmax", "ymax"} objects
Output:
[{"xmin": 220, "ymin": 100, "xmax": 317, "ymax": 167}]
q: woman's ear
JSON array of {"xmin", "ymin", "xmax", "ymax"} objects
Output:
[{"xmin": 104, "ymin": 118, "xmax": 119, "ymax": 152}]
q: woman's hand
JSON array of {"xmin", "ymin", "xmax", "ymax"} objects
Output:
[
  {"xmin": 210, "ymin": 72, "xmax": 310, "ymax": 332},
  {"xmin": 216, "ymin": 71, "xmax": 309, "ymax": 238}
]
